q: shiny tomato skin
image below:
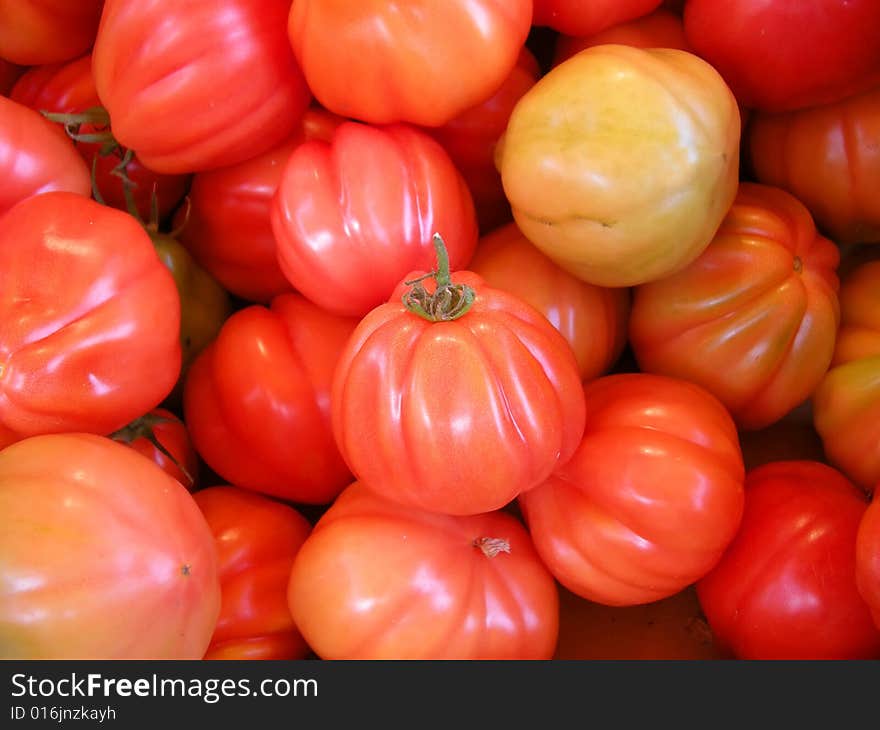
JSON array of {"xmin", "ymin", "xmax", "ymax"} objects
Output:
[
  {"xmin": 468, "ymin": 223, "xmax": 630, "ymax": 382},
  {"xmin": 184, "ymin": 293, "xmax": 357, "ymax": 505},
  {"xmin": 332, "ymin": 269, "xmax": 587, "ymax": 517},
  {"xmin": 288, "ymin": 0, "xmax": 533, "ymax": 127},
  {"xmin": 748, "ymin": 86, "xmax": 880, "ymax": 246},
  {"xmin": 0, "ymin": 192, "xmax": 181, "ymax": 440},
  {"xmin": 0, "ymin": 433, "xmax": 220, "ymax": 659},
  {"xmin": 683, "ymin": 0, "xmax": 880, "ymax": 112},
  {"xmin": 533, "ymin": 0, "xmax": 663, "ymax": 37},
  {"xmin": 195, "ymin": 486, "xmax": 312, "ymax": 661},
  {"xmin": 176, "ymin": 108, "xmax": 343, "ymax": 304},
  {"xmin": 0, "ymin": 0, "xmax": 103, "ymax": 66},
  {"xmin": 0, "ymin": 95, "xmax": 90, "ymax": 216},
  {"xmin": 287, "ymin": 481, "xmax": 559, "ymax": 660},
  {"xmin": 697, "ymin": 461, "xmax": 880, "ymax": 660},
  {"xmin": 630, "ymin": 183, "xmax": 841, "ymax": 431},
  {"xmin": 271, "ymin": 122, "xmax": 479, "ymax": 318},
  {"xmin": 519, "ymin": 373, "xmax": 745, "ymax": 606},
  {"xmin": 92, "ymin": 0, "xmax": 312, "ymax": 174},
  {"xmin": 857, "ymin": 497, "xmax": 880, "ymax": 630}
]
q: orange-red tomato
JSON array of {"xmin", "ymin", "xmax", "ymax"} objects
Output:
[
  {"xmin": 287, "ymin": 482, "xmax": 559, "ymax": 659},
  {"xmin": 195, "ymin": 486, "xmax": 312, "ymax": 661},
  {"xmin": 533, "ymin": 0, "xmax": 663, "ymax": 37},
  {"xmin": 519, "ymin": 373, "xmax": 745, "ymax": 606},
  {"xmin": 857, "ymin": 495, "xmax": 880, "ymax": 630},
  {"xmin": 0, "ymin": 0, "xmax": 103, "ymax": 66},
  {"xmin": 468, "ymin": 223, "xmax": 630, "ymax": 382},
  {"xmin": 748, "ymin": 85, "xmax": 880, "ymax": 246},
  {"xmin": 184, "ymin": 293, "xmax": 358, "ymax": 505},
  {"xmin": 288, "ymin": 0, "xmax": 533, "ymax": 127},
  {"xmin": 0, "ymin": 433, "xmax": 220, "ymax": 659},
  {"xmin": 629, "ymin": 183, "xmax": 841, "ymax": 431}
]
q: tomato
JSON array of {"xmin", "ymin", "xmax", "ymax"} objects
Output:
[
  {"xmin": 0, "ymin": 433, "xmax": 220, "ymax": 659},
  {"xmin": 857, "ymin": 496, "xmax": 880, "ymax": 630},
  {"xmin": 683, "ymin": 0, "xmax": 880, "ymax": 113},
  {"xmin": 533, "ymin": 0, "xmax": 663, "ymax": 37},
  {"xmin": 194, "ymin": 486, "xmax": 312, "ymax": 661},
  {"xmin": 813, "ymin": 257, "xmax": 880, "ymax": 493},
  {"xmin": 331, "ymin": 236, "xmax": 586, "ymax": 516},
  {"xmin": 92, "ymin": 0, "xmax": 311, "ymax": 174},
  {"xmin": 271, "ymin": 121, "xmax": 479, "ymax": 318},
  {"xmin": 697, "ymin": 461, "xmax": 880, "ymax": 660},
  {"xmin": 184, "ymin": 293, "xmax": 358, "ymax": 505},
  {"xmin": 748, "ymin": 85, "xmax": 880, "ymax": 246},
  {"xmin": 498, "ymin": 44, "xmax": 740, "ymax": 288},
  {"xmin": 287, "ymin": 481, "xmax": 558, "ymax": 660},
  {"xmin": 519, "ymin": 373, "xmax": 745, "ymax": 606},
  {"xmin": 629, "ymin": 183, "xmax": 841, "ymax": 431},
  {"xmin": 553, "ymin": 8, "xmax": 689, "ymax": 67},
  {"xmin": 0, "ymin": 0, "xmax": 103, "ymax": 66},
  {"xmin": 467, "ymin": 223, "xmax": 630, "ymax": 382},
  {"xmin": 0, "ymin": 95, "xmax": 90, "ymax": 216},
  {"xmin": 0, "ymin": 192, "xmax": 180, "ymax": 441},
  {"xmin": 10, "ymin": 53, "xmax": 190, "ymax": 222},
  {"xmin": 111, "ymin": 408, "xmax": 199, "ymax": 491},
  {"xmin": 288, "ymin": 0, "xmax": 533, "ymax": 127},
  {"xmin": 176, "ymin": 107, "xmax": 342, "ymax": 304},
  {"xmin": 554, "ymin": 586, "xmax": 731, "ymax": 660}
]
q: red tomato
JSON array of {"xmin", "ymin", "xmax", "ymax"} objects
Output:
[
  {"xmin": 176, "ymin": 107, "xmax": 343, "ymax": 303},
  {"xmin": 288, "ymin": 0, "xmax": 533, "ymax": 127},
  {"xmin": 331, "ymin": 236, "xmax": 586, "ymax": 516},
  {"xmin": 519, "ymin": 373, "xmax": 745, "ymax": 606},
  {"xmin": 111, "ymin": 408, "xmax": 199, "ymax": 491},
  {"xmin": 0, "ymin": 0, "xmax": 103, "ymax": 66},
  {"xmin": 0, "ymin": 433, "xmax": 220, "ymax": 659},
  {"xmin": 683, "ymin": 0, "xmax": 880, "ymax": 112},
  {"xmin": 553, "ymin": 7, "xmax": 690, "ymax": 67},
  {"xmin": 428, "ymin": 48, "xmax": 540, "ymax": 234},
  {"xmin": 748, "ymin": 85, "xmax": 880, "ymax": 246},
  {"xmin": 10, "ymin": 53, "xmax": 190, "ymax": 222},
  {"xmin": 697, "ymin": 461, "xmax": 880, "ymax": 660},
  {"xmin": 0, "ymin": 192, "xmax": 181, "ymax": 440},
  {"xmin": 857, "ymin": 496, "xmax": 880, "ymax": 630},
  {"xmin": 271, "ymin": 122, "xmax": 479, "ymax": 318},
  {"xmin": 0, "ymin": 95, "xmax": 90, "ymax": 216},
  {"xmin": 468, "ymin": 223, "xmax": 630, "ymax": 382},
  {"xmin": 287, "ymin": 481, "xmax": 559, "ymax": 659},
  {"xmin": 92, "ymin": 0, "xmax": 311, "ymax": 174},
  {"xmin": 629, "ymin": 183, "xmax": 841, "ymax": 431},
  {"xmin": 533, "ymin": 0, "xmax": 663, "ymax": 37},
  {"xmin": 195, "ymin": 486, "xmax": 312, "ymax": 661},
  {"xmin": 184, "ymin": 293, "xmax": 358, "ymax": 505}
]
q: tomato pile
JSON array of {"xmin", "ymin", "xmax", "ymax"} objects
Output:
[{"xmin": 2, "ymin": 0, "xmax": 880, "ymax": 662}]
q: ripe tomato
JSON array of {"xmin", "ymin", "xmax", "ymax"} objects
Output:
[
  {"xmin": 0, "ymin": 95, "xmax": 90, "ymax": 216},
  {"xmin": 176, "ymin": 107, "xmax": 342, "ymax": 304},
  {"xmin": 498, "ymin": 44, "xmax": 740, "ymax": 288},
  {"xmin": 287, "ymin": 0, "xmax": 533, "ymax": 127},
  {"xmin": 629, "ymin": 183, "xmax": 841, "ymax": 431},
  {"xmin": 184, "ymin": 293, "xmax": 357, "ymax": 505},
  {"xmin": 111, "ymin": 408, "xmax": 199, "ymax": 491},
  {"xmin": 92, "ymin": 0, "xmax": 311, "ymax": 174},
  {"xmin": 0, "ymin": 192, "xmax": 181, "ymax": 440},
  {"xmin": 813, "ymin": 257, "xmax": 880, "ymax": 493},
  {"xmin": 331, "ymin": 236, "xmax": 586, "ymax": 516},
  {"xmin": 533, "ymin": 0, "xmax": 663, "ymax": 37},
  {"xmin": 195, "ymin": 486, "xmax": 312, "ymax": 661},
  {"xmin": 697, "ymin": 461, "xmax": 880, "ymax": 660},
  {"xmin": 10, "ymin": 53, "xmax": 190, "ymax": 222},
  {"xmin": 271, "ymin": 122, "xmax": 479, "ymax": 318},
  {"xmin": 748, "ymin": 85, "xmax": 880, "ymax": 246},
  {"xmin": 683, "ymin": 0, "xmax": 880, "ymax": 112},
  {"xmin": 0, "ymin": 0, "xmax": 103, "ymax": 66},
  {"xmin": 0, "ymin": 433, "xmax": 220, "ymax": 659},
  {"xmin": 287, "ymin": 481, "xmax": 558, "ymax": 659},
  {"xmin": 468, "ymin": 223, "xmax": 630, "ymax": 382},
  {"xmin": 519, "ymin": 373, "xmax": 745, "ymax": 606},
  {"xmin": 857, "ymin": 496, "xmax": 880, "ymax": 630}
]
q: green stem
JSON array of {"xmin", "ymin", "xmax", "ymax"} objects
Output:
[{"xmin": 402, "ymin": 233, "xmax": 475, "ymax": 322}]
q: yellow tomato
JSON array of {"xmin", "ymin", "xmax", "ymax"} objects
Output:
[{"xmin": 498, "ymin": 44, "xmax": 740, "ymax": 287}]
